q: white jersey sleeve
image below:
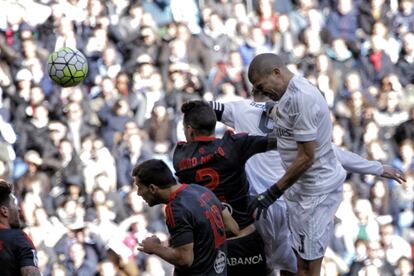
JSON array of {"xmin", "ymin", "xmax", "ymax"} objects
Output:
[
  {"xmin": 332, "ymin": 145, "xmax": 383, "ymax": 176},
  {"xmin": 291, "ymin": 94, "xmax": 320, "ymax": 142}
]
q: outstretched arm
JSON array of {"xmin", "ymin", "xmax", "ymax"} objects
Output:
[{"xmin": 332, "ymin": 145, "xmax": 406, "ymax": 184}]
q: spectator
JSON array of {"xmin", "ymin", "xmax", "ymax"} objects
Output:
[
  {"xmin": 359, "ymin": 35, "xmax": 395, "ymax": 87},
  {"xmin": 379, "ymin": 223, "xmax": 412, "ymax": 266},
  {"xmin": 325, "ymin": 0, "xmax": 359, "ymax": 43},
  {"xmin": 64, "ymin": 242, "xmax": 98, "ymax": 276},
  {"xmin": 358, "ymin": 0, "xmax": 393, "ymax": 36},
  {"xmin": 393, "ymin": 0, "xmax": 414, "ymax": 34},
  {"xmin": 396, "ymin": 32, "xmax": 414, "ymax": 86}
]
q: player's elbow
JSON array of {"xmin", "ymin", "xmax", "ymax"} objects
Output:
[
  {"xmin": 302, "ymin": 153, "xmax": 314, "ymax": 169},
  {"xmin": 178, "ymin": 254, "xmax": 194, "ymax": 268}
]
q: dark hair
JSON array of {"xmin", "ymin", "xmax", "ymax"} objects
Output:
[
  {"xmin": 181, "ymin": 101, "xmax": 216, "ymax": 135},
  {"xmin": 0, "ymin": 180, "xmax": 12, "ymax": 207},
  {"xmin": 132, "ymin": 159, "xmax": 176, "ymax": 188}
]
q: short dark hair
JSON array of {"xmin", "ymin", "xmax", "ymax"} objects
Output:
[
  {"xmin": 181, "ymin": 101, "xmax": 216, "ymax": 134},
  {"xmin": 0, "ymin": 180, "xmax": 12, "ymax": 207},
  {"xmin": 132, "ymin": 159, "xmax": 176, "ymax": 188}
]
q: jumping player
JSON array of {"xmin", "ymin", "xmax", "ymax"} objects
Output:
[
  {"xmin": 210, "ymin": 89, "xmax": 406, "ymax": 275},
  {"xmin": 173, "ymin": 101, "xmax": 277, "ymax": 275},
  {"xmin": 0, "ymin": 180, "xmax": 40, "ymax": 276},
  {"xmin": 246, "ymin": 53, "xmax": 406, "ymax": 276},
  {"xmin": 134, "ymin": 159, "xmax": 233, "ymax": 276}
]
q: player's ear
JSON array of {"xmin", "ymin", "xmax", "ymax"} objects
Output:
[{"xmin": 148, "ymin": 184, "xmax": 158, "ymax": 193}]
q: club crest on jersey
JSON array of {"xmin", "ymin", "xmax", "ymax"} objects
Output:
[{"xmin": 214, "ymin": 250, "xmax": 226, "ymax": 273}]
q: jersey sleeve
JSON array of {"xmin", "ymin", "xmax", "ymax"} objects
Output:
[
  {"xmin": 332, "ymin": 144, "xmax": 383, "ymax": 175},
  {"xmin": 14, "ymin": 231, "xmax": 38, "ymax": 269},
  {"xmin": 166, "ymin": 203, "xmax": 194, "ymax": 248},
  {"xmin": 291, "ymin": 94, "xmax": 319, "ymax": 142},
  {"xmin": 227, "ymin": 132, "xmax": 269, "ymax": 163},
  {"xmin": 210, "ymin": 101, "xmax": 237, "ymax": 128}
]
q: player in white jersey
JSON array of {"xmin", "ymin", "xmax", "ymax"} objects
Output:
[
  {"xmin": 211, "ymin": 94, "xmax": 405, "ymax": 275},
  {"xmin": 245, "ymin": 53, "xmax": 406, "ymax": 276}
]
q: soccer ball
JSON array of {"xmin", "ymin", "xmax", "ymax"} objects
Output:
[{"xmin": 47, "ymin": 47, "xmax": 88, "ymax": 87}]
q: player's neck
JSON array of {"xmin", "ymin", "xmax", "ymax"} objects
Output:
[
  {"xmin": 0, "ymin": 219, "xmax": 10, "ymax": 229},
  {"xmin": 164, "ymin": 183, "xmax": 186, "ymax": 203}
]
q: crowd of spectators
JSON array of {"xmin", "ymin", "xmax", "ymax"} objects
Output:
[{"xmin": 0, "ymin": 0, "xmax": 413, "ymax": 275}]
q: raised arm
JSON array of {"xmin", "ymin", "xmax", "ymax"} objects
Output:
[{"xmin": 333, "ymin": 144, "xmax": 406, "ymax": 184}]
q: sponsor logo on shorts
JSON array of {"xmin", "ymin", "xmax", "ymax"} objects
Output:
[
  {"xmin": 214, "ymin": 250, "xmax": 226, "ymax": 273},
  {"xmin": 227, "ymin": 254, "xmax": 264, "ymax": 266}
]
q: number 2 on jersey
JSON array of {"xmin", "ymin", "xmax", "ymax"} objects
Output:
[{"xmin": 195, "ymin": 168, "xmax": 220, "ymax": 191}]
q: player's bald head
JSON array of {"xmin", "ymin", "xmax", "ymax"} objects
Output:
[
  {"xmin": 247, "ymin": 53, "xmax": 292, "ymax": 101},
  {"xmin": 248, "ymin": 53, "xmax": 286, "ymax": 83}
]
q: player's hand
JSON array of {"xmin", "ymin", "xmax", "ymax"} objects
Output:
[
  {"xmin": 137, "ymin": 235, "xmax": 161, "ymax": 254},
  {"xmin": 381, "ymin": 165, "xmax": 406, "ymax": 184},
  {"xmin": 248, "ymin": 187, "xmax": 282, "ymax": 220}
]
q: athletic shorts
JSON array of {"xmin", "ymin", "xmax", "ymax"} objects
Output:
[
  {"xmin": 284, "ymin": 186, "xmax": 343, "ymax": 260},
  {"xmin": 255, "ymin": 199, "xmax": 297, "ymax": 273},
  {"xmin": 227, "ymin": 230, "xmax": 267, "ymax": 276}
]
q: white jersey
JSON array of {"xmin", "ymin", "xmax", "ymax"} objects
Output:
[
  {"xmin": 212, "ymin": 97, "xmax": 384, "ymax": 196},
  {"xmin": 273, "ymin": 75, "xmax": 346, "ymax": 195}
]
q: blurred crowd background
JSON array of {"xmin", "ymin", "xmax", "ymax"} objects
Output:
[{"xmin": 0, "ymin": 0, "xmax": 413, "ymax": 275}]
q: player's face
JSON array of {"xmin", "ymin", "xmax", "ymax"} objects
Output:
[
  {"xmin": 135, "ymin": 178, "xmax": 158, "ymax": 206},
  {"xmin": 8, "ymin": 195, "xmax": 22, "ymax": 229},
  {"xmin": 251, "ymin": 71, "xmax": 285, "ymax": 101}
]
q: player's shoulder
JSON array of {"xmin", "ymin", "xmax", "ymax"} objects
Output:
[
  {"xmin": 0, "ymin": 229, "xmax": 35, "ymax": 248},
  {"xmin": 289, "ymin": 76, "xmax": 318, "ymax": 95},
  {"xmin": 222, "ymin": 130, "xmax": 248, "ymax": 141}
]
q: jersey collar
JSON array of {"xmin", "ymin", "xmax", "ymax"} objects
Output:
[
  {"xmin": 168, "ymin": 184, "xmax": 188, "ymax": 202},
  {"xmin": 193, "ymin": 135, "xmax": 216, "ymax": 142}
]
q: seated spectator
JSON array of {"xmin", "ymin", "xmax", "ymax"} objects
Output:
[
  {"xmin": 359, "ymin": 35, "xmax": 395, "ymax": 87},
  {"xmin": 115, "ymin": 131, "xmax": 152, "ymax": 189},
  {"xmin": 349, "ymin": 240, "xmax": 395, "ymax": 276},
  {"xmin": 393, "ymin": 0, "xmax": 414, "ymax": 34},
  {"xmin": 379, "ymin": 223, "xmax": 412, "ymax": 266},
  {"xmin": 97, "ymin": 97, "xmax": 133, "ymax": 150},
  {"xmin": 325, "ymin": 0, "xmax": 358, "ymax": 43},
  {"xmin": 396, "ymin": 32, "xmax": 414, "ymax": 86},
  {"xmin": 395, "ymin": 256, "xmax": 414, "ymax": 276},
  {"xmin": 369, "ymin": 179, "xmax": 399, "ymax": 224},
  {"xmin": 358, "ymin": 0, "xmax": 393, "ymax": 36},
  {"xmin": 64, "ymin": 242, "xmax": 98, "ymax": 275},
  {"xmin": 239, "ymin": 26, "xmax": 271, "ymax": 65}
]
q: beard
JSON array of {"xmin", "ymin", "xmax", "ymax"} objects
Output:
[{"xmin": 9, "ymin": 211, "xmax": 22, "ymax": 229}]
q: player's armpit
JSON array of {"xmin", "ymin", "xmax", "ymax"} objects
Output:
[
  {"xmin": 222, "ymin": 208, "xmax": 239, "ymax": 237},
  {"xmin": 275, "ymin": 140, "xmax": 316, "ymax": 191},
  {"xmin": 20, "ymin": 266, "xmax": 41, "ymax": 276}
]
